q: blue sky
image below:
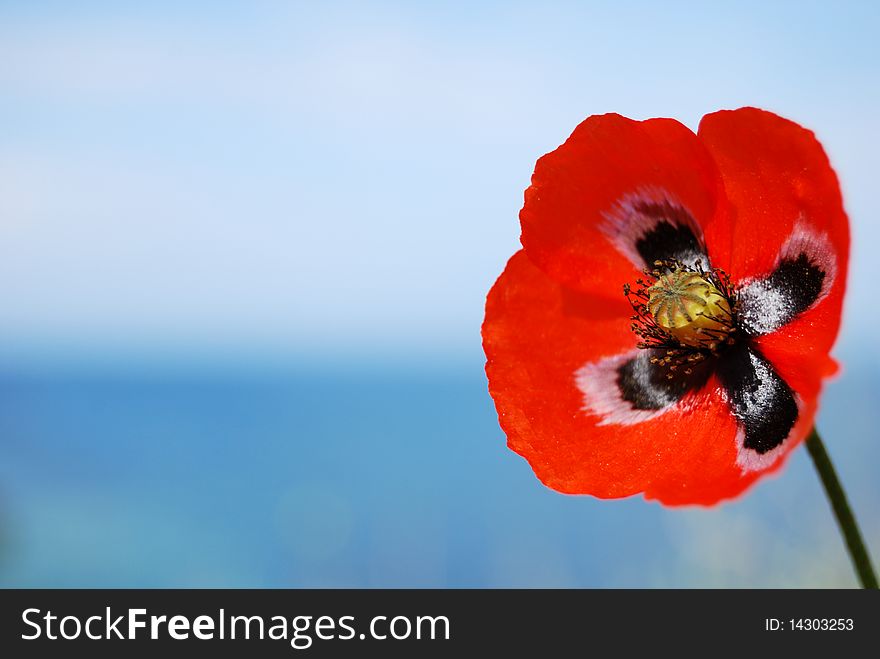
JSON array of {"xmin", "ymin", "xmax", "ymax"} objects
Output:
[
  {"xmin": 1, "ymin": 1, "xmax": 878, "ymax": 366},
  {"xmin": 0, "ymin": 1, "xmax": 879, "ymax": 590}
]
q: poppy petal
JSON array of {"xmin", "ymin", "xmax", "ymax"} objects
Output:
[
  {"xmin": 742, "ymin": 229, "xmax": 843, "ymax": 399},
  {"xmin": 697, "ymin": 107, "xmax": 848, "ymax": 349},
  {"xmin": 698, "ymin": 107, "xmax": 848, "ymax": 423},
  {"xmin": 520, "ymin": 114, "xmax": 724, "ymax": 293},
  {"xmin": 483, "ymin": 250, "xmax": 793, "ymax": 505}
]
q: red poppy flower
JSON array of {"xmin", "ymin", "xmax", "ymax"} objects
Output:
[{"xmin": 482, "ymin": 107, "xmax": 849, "ymax": 505}]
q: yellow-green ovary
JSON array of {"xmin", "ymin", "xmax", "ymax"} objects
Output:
[{"xmin": 646, "ymin": 271, "xmax": 731, "ymax": 348}]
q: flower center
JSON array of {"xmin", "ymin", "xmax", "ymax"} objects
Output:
[
  {"xmin": 646, "ymin": 270, "xmax": 732, "ymax": 348},
  {"xmin": 624, "ymin": 260, "xmax": 737, "ymax": 354}
]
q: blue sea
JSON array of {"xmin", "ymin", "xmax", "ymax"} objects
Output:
[{"xmin": 0, "ymin": 352, "xmax": 877, "ymax": 588}]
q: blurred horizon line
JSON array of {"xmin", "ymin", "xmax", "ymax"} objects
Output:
[
  {"xmin": 0, "ymin": 337, "xmax": 872, "ymax": 381},
  {"xmin": 0, "ymin": 340, "xmax": 488, "ymax": 376}
]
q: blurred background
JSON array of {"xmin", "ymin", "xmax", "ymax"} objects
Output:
[{"xmin": 0, "ymin": 1, "xmax": 878, "ymax": 587}]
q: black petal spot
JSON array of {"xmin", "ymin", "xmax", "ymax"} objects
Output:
[
  {"xmin": 739, "ymin": 253, "xmax": 827, "ymax": 335},
  {"xmin": 635, "ymin": 216, "xmax": 705, "ymax": 269},
  {"xmin": 602, "ymin": 191, "xmax": 708, "ymax": 269},
  {"xmin": 716, "ymin": 344, "xmax": 798, "ymax": 454},
  {"xmin": 617, "ymin": 349, "xmax": 712, "ymax": 411}
]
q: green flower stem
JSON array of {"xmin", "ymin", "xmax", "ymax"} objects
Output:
[{"xmin": 805, "ymin": 427, "xmax": 878, "ymax": 589}]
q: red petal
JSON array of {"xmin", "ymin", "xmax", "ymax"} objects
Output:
[
  {"xmin": 698, "ymin": 108, "xmax": 849, "ymax": 363},
  {"xmin": 483, "ymin": 250, "xmax": 799, "ymax": 505},
  {"xmin": 520, "ymin": 113, "xmax": 725, "ymax": 293}
]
